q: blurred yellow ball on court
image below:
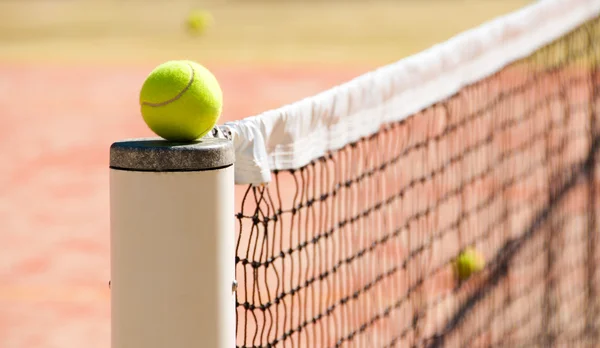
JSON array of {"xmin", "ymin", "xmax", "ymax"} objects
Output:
[
  {"xmin": 186, "ymin": 10, "xmax": 214, "ymax": 35},
  {"xmin": 454, "ymin": 247, "xmax": 485, "ymax": 281}
]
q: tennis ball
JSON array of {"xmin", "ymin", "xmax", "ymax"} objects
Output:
[
  {"xmin": 139, "ymin": 60, "xmax": 222, "ymax": 142},
  {"xmin": 454, "ymin": 247, "xmax": 485, "ymax": 281},
  {"xmin": 186, "ymin": 10, "xmax": 214, "ymax": 35}
]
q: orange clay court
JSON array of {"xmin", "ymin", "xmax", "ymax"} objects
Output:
[{"xmin": 0, "ymin": 1, "xmax": 539, "ymax": 347}]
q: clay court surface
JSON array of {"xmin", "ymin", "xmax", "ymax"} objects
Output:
[{"xmin": 0, "ymin": 1, "xmax": 532, "ymax": 347}]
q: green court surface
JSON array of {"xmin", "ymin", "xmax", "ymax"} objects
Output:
[{"xmin": 0, "ymin": 1, "xmax": 530, "ymax": 347}]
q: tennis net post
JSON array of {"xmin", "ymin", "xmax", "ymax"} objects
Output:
[{"xmin": 109, "ymin": 138, "xmax": 236, "ymax": 348}]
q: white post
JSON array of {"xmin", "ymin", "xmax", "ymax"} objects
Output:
[{"xmin": 109, "ymin": 138, "xmax": 236, "ymax": 348}]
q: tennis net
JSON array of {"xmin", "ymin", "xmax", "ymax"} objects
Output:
[{"xmin": 230, "ymin": 2, "xmax": 600, "ymax": 347}]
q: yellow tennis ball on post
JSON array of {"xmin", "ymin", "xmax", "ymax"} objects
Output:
[
  {"xmin": 139, "ymin": 60, "xmax": 222, "ymax": 142},
  {"xmin": 454, "ymin": 247, "xmax": 485, "ymax": 282}
]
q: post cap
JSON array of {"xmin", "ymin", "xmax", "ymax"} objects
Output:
[{"xmin": 110, "ymin": 137, "xmax": 234, "ymax": 172}]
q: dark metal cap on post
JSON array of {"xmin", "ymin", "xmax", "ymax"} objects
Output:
[{"xmin": 110, "ymin": 137, "xmax": 234, "ymax": 172}]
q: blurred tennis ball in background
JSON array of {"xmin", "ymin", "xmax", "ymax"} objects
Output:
[
  {"xmin": 454, "ymin": 247, "xmax": 485, "ymax": 281},
  {"xmin": 139, "ymin": 60, "xmax": 223, "ymax": 142},
  {"xmin": 186, "ymin": 9, "xmax": 214, "ymax": 35}
]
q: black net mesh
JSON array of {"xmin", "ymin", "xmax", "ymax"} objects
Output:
[{"xmin": 235, "ymin": 16, "xmax": 600, "ymax": 347}]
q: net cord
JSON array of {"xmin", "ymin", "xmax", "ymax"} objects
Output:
[{"xmin": 216, "ymin": 0, "xmax": 600, "ymax": 185}]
